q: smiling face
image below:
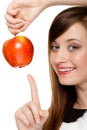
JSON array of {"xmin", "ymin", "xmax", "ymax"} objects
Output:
[{"xmin": 50, "ymin": 22, "xmax": 87, "ymax": 86}]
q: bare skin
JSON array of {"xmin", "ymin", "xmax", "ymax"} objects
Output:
[
  {"xmin": 5, "ymin": 0, "xmax": 87, "ymax": 34},
  {"xmin": 14, "ymin": 75, "xmax": 49, "ymax": 130}
]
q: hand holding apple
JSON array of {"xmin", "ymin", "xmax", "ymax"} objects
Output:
[{"xmin": 3, "ymin": 36, "xmax": 34, "ymax": 68}]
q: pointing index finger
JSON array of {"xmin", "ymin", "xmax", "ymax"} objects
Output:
[{"xmin": 27, "ymin": 75, "xmax": 41, "ymax": 108}]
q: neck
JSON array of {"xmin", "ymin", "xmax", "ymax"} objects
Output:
[{"xmin": 74, "ymin": 85, "xmax": 87, "ymax": 109}]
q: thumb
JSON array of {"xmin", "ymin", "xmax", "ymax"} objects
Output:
[{"xmin": 40, "ymin": 110, "xmax": 49, "ymax": 124}]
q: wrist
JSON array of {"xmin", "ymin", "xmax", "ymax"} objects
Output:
[
  {"xmin": 39, "ymin": 0, "xmax": 55, "ymax": 10},
  {"xmin": 41, "ymin": 0, "xmax": 59, "ymax": 8}
]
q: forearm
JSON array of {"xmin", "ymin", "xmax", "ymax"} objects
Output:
[{"xmin": 43, "ymin": 0, "xmax": 87, "ymax": 7}]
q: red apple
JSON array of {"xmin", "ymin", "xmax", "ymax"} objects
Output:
[{"xmin": 3, "ymin": 36, "xmax": 34, "ymax": 68}]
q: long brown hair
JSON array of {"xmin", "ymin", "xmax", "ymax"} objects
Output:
[{"xmin": 43, "ymin": 6, "xmax": 87, "ymax": 130}]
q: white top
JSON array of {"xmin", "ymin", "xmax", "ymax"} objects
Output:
[{"xmin": 60, "ymin": 111, "xmax": 87, "ymax": 130}]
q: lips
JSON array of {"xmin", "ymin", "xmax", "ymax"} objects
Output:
[{"xmin": 57, "ymin": 67, "xmax": 76, "ymax": 75}]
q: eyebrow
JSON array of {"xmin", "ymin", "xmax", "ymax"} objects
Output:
[
  {"xmin": 53, "ymin": 38, "xmax": 84, "ymax": 45},
  {"xmin": 66, "ymin": 38, "xmax": 83, "ymax": 43}
]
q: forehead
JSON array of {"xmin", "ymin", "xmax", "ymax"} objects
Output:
[{"xmin": 55, "ymin": 22, "xmax": 87, "ymax": 43}]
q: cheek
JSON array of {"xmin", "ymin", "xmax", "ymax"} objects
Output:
[
  {"xmin": 73, "ymin": 51, "xmax": 87, "ymax": 67},
  {"xmin": 49, "ymin": 53, "xmax": 54, "ymax": 66},
  {"xmin": 49, "ymin": 54, "xmax": 58, "ymax": 75},
  {"xmin": 49, "ymin": 53, "xmax": 52, "ymax": 63}
]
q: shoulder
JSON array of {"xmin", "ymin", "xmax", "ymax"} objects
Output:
[
  {"xmin": 59, "ymin": 111, "xmax": 87, "ymax": 130},
  {"xmin": 63, "ymin": 108, "xmax": 87, "ymax": 123}
]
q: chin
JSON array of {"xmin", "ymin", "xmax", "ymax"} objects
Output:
[{"xmin": 59, "ymin": 80, "xmax": 75, "ymax": 86}]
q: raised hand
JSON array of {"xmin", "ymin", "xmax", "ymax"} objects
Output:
[
  {"xmin": 5, "ymin": 0, "xmax": 87, "ymax": 35},
  {"xmin": 5, "ymin": 0, "xmax": 46, "ymax": 35},
  {"xmin": 15, "ymin": 75, "xmax": 49, "ymax": 130}
]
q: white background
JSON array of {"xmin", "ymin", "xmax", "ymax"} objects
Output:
[{"xmin": 0, "ymin": 1, "xmax": 71, "ymax": 130}]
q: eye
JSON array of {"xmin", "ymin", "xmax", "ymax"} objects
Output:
[
  {"xmin": 68, "ymin": 45, "xmax": 80, "ymax": 51},
  {"xmin": 50, "ymin": 44, "xmax": 59, "ymax": 51}
]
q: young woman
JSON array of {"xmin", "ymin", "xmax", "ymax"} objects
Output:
[
  {"xmin": 5, "ymin": 0, "xmax": 87, "ymax": 34},
  {"xmin": 15, "ymin": 6, "xmax": 87, "ymax": 130}
]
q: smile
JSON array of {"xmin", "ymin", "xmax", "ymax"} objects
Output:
[
  {"xmin": 59, "ymin": 67, "xmax": 75, "ymax": 72},
  {"xmin": 58, "ymin": 67, "xmax": 76, "ymax": 75}
]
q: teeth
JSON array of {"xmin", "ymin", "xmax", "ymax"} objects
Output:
[{"xmin": 58, "ymin": 68, "xmax": 74, "ymax": 72}]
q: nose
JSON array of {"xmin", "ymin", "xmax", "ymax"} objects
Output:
[{"xmin": 55, "ymin": 48, "xmax": 69, "ymax": 63}]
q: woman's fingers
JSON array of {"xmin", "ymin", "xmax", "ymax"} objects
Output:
[
  {"xmin": 27, "ymin": 75, "xmax": 41, "ymax": 108},
  {"xmin": 15, "ymin": 104, "xmax": 49, "ymax": 127},
  {"xmin": 8, "ymin": 28, "xmax": 20, "ymax": 35},
  {"xmin": 15, "ymin": 109, "xmax": 30, "ymax": 126},
  {"xmin": 5, "ymin": 14, "xmax": 23, "ymax": 24},
  {"xmin": 15, "ymin": 75, "xmax": 49, "ymax": 130},
  {"xmin": 22, "ymin": 103, "xmax": 35, "ymax": 125},
  {"xmin": 40, "ymin": 110, "xmax": 49, "ymax": 124},
  {"xmin": 6, "ymin": 21, "xmax": 25, "ymax": 29},
  {"xmin": 26, "ymin": 102, "xmax": 41, "ymax": 124},
  {"xmin": 5, "ymin": 13, "xmax": 25, "ymax": 34}
]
